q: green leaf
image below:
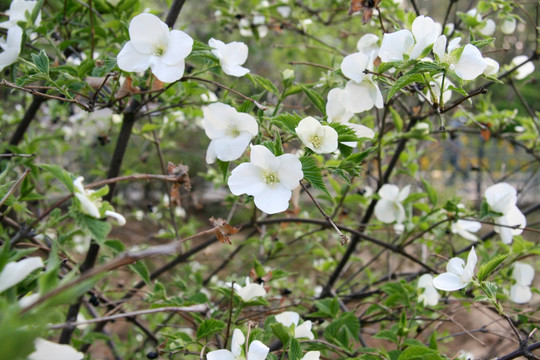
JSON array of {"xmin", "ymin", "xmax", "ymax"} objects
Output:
[
  {"xmin": 249, "ymin": 74, "xmax": 279, "ymax": 95},
  {"xmin": 328, "ymin": 122, "xmax": 358, "ymax": 143},
  {"xmin": 216, "ymin": 159, "xmax": 229, "ymax": 182},
  {"xmin": 288, "ymin": 338, "xmax": 302, "ymax": 360},
  {"xmin": 300, "ymin": 156, "xmax": 329, "ymax": 196},
  {"xmin": 404, "ymin": 62, "xmax": 444, "ymax": 76},
  {"xmin": 271, "ymin": 113, "xmax": 302, "ymax": 135},
  {"xmin": 31, "ymin": 50, "xmax": 49, "ymax": 75},
  {"xmin": 196, "ymin": 319, "xmax": 226, "ymax": 339},
  {"xmin": 39, "ymin": 164, "xmax": 73, "ymax": 192},
  {"xmin": 471, "ymin": 38, "xmax": 495, "ymax": 49},
  {"xmin": 271, "ymin": 323, "xmax": 291, "ymax": 345},
  {"xmin": 387, "ymin": 73, "xmax": 424, "ymax": 101},
  {"xmin": 312, "ymin": 298, "xmax": 340, "ymax": 318},
  {"xmin": 141, "ymin": 123, "xmax": 161, "ymax": 133},
  {"xmin": 477, "ymin": 253, "xmax": 510, "ymax": 282},
  {"xmin": 421, "ymin": 178, "xmax": 437, "ymax": 206},
  {"xmin": 398, "ymin": 345, "xmax": 442, "ymax": 360},
  {"xmin": 374, "ymin": 329, "xmax": 398, "ymax": 344},
  {"xmin": 347, "ymin": 147, "xmax": 376, "ymax": 164},
  {"xmin": 104, "ymin": 239, "xmax": 125, "ymax": 253},
  {"xmin": 129, "ymin": 261, "xmax": 151, "ymax": 286},
  {"xmin": 390, "ymin": 106, "xmax": 403, "ymax": 132},
  {"xmin": 301, "ymin": 85, "xmax": 326, "ymax": 115},
  {"xmin": 76, "ymin": 215, "xmax": 111, "ymax": 245}
]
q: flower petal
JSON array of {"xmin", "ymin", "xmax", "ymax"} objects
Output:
[
  {"xmin": 432, "ymin": 272, "xmax": 467, "ymax": 291},
  {"xmin": 74, "ymin": 193, "xmax": 101, "ymax": 218},
  {"xmin": 207, "ymin": 349, "xmax": 234, "ymax": 360},
  {"xmin": 378, "ymin": 184, "xmax": 400, "ymax": 200},
  {"xmin": 420, "ymin": 286, "xmax": 440, "ymax": 306},
  {"xmin": 0, "ymin": 257, "xmax": 44, "ymax": 293},
  {"xmin": 254, "ymin": 184, "xmax": 292, "ymax": 214},
  {"xmin": 161, "ymin": 30, "xmax": 193, "ymax": 65},
  {"xmin": 228, "ymin": 163, "xmax": 265, "ymax": 196},
  {"xmin": 510, "ymin": 284, "xmax": 532, "ymax": 304},
  {"xmin": 341, "ymin": 52, "xmax": 370, "ymax": 83},
  {"xmin": 446, "ymin": 257, "xmax": 465, "ymax": 276},
  {"xmin": 150, "ymin": 58, "xmax": 185, "ymax": 83},
  {"xmin": 105, "ymin": 210, "xmax": 126, "ymax": 226},
  {"xmin": 117, "ymin": 41, "xmax": 151, "ymax": 73},
  {"xmin": 275, "ymin": 311, "xmax": 300, "ymax": 327},
  {"xmin": 129, "ymin": 13, "xmax": 169, "ymax": 54},
  {"xmin": 295, "ymin": 320, "xmax": 314, "ymax": 340},
  {"xmin": 302, "ymin": 351, "xmax": 321, "ymax": 360},
  {"xmin": 231, "ymin": 328, "xmax": 245, "ymax": 356},
  {"xmin": 512, "ymin": 262, "xmax": 535, "ymax": 286},
  {"xmin": 326, "ymin": 88, "xmax": 354, "ymax": 124},
  {"xmin": 374, "ymin": 199, "xmax": 401, "ymax": 224},
  {"xmin": 454, "ymin": 44, "xmax": 487, "ymax": 81},
  {"xmin": 247, "ymin": 340, "xmax": 270, "ymax": 360},
  {"xmin": 378, "ymin": 29, "xmax": 414, "ymax": 62},
  {"xmin": 28, "ymin": 338, "xmax": 84, "ymax": 360},
  {"xmin": 0, "ymin": 26, "xmax": 23, "ymax": 71},
  {"xmin": 276, "ymin": 154, "xmax": 303, "ymax": 190},
  {"xmin": 462, "ymin": 247, "xmax": 477, "ymax": 283},
  {"xmin": 485, "ymin": 182, "xmax": 517, "ymax": 214},
  {"xmin": 208, "ymin": 132, "xmax": 253, "ymax": 162},
  {"xmin": 250, "ymin": 145, "xmax": 279, "ymax": 171}
]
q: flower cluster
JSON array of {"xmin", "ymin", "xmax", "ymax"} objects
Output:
[{"xmin": 73, "ymin": 177, "xmax": 126, "ymax": 225}]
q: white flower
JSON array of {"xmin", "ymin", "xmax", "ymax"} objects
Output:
[
  {"xmin": 228, "ymin": 145, "xmax": 303, "ymax": 214},
  {"xmin": 510, "ymin": 262, "xmax": 535, "ymax": 304},
  {"xmin": 479, "ymin": 19, "xmax": 495, "ymax": 36},
  {"xmin": 374, "ymin": 184, "xmax": 410, "ymax": 224},
  {"xmin": 451, "ymin": 220, "xmax": 481, "ymax": 242},
  {"xmin": 239, "ymin": 15, "xmax": 268, "ymax": 38},
  {"xmin": 485, "ymin": 183, "xmax": 526, "ymax": 244},
  {"xmin": 28, "ymin": 338, "xmax": 84, "ymax": 360},
  {"xmin": 277, "ymin": 5, "xmax": 291, "ymax": 18},
  {"xmin": 433, "ymin": 36, "xmax": 487, "ymax": 80},
  {"xmin": 275, "ymin": 311, "xmax": 315, "ymax": 340},
  {"xmin": 229, "ymin": 277, "xmax": 266, "ymax": 302},
  {"xmin": 202, "ymin": 102, "xmax": 258, "ymax": 164},
  {"xmin": 73, "ymin": 177, "xmax": 126, "ymax": 225},
  {"xmin": 501, "ymin": 18, "xmax": 517, "ymax": 35},
  {"xmin": 0, "ymin": 25, "xmax": 23, "ymax": 72},
  {"xmin": 326, "ymin": 88, "xmax": 354, "ymax": 124},
  {"xmin": 208, "ymin": 38, "xmax": 250, "ymax": 77},
  {"xmin": 511, "ymin": 55, "xmax": 535, "ymax": 80},
  {"xmin": 302, "ymin": 352, "xmax": 320, "ymax": 360},
  {"xmin": 378, "ymin": 15, "xmax": 441, "ymax": 62},
  {"xmin": 295, "ymin": 116, "xmax": 338, "ymax": 154},
  {"xmin": 457, "ymin": 350, "xmax": 475, "ymax": 360},
  {"xmin": 417, "ymin": 274, "xmax": 440, "ymax": 306},
  {"xmin": 207, "ymin": 328, "xmax": 269, "ymax": 360},
  {"xmin": 433, "ymin": 247, "xmax": 477, "ymax": 291},
  {"xmin": 0, "ymin": 0, "xmax": 41, "ymax": 28},
  {"xmin": 424, "ymin": 74, "xmax": 454, "ymax": 105},
  {"xmin": 356, "ymin": 33, "xmax": 379, "ymax": 60},
  {"xmin": 117, "ymin": 13, "xmax": 193, "ymax": 83},
  {"xmin": 0, "ymin": 257, "xmax": 43, "ymax": 293},
  {"xmin": 483, "ymin": 57, "xmax": 499, "ymax": 76}
]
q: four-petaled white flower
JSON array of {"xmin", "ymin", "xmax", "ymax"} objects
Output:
[
  {"xmin": 378, "ymin": 15, "xmax": 441, "ymax": 62},
  {"xmin": 510, "ymin": 262, "xmax": 535, "ymax": 304},
  {"xmin": 433, "ymin": 36, "xmax": 487, "ymax": 81},
  {"xmin": 417, "ymin": 274, "xmax": 440, "ymax": 306},
  {"xmin": 0, "ymin": 25, "xmax": 23, "ymax": 72},
  {"xmin": 207, "ymin": 328, "xmax": 269, "ymax": 360},
  {"xmin": 0, "ymin": 257, "xmax": 43, "ymax": 293},
  {"xmin": 374, "ymin": 184, "xmax": 410, "ymax": 224},
  {"xmin": 275, "ymin": 311, "xmax": 315, "ymax": 340},
  {"xmin": 501, "ymin": 18, "xmax": 517, "ymax": 35},
  {"xmin": 295, "ymin": 116, "xmax": 338, "ymax": 154},
  {"xmin": 433, "ymin": 247, "xmax": 477, "ymax": 291},
  {"xmin": 73, "ymin": 177, "xmax": 126, "ymax": 225},
  {"xmin": 228, "ymin": 145, "xmax": 303, "ymax": 214},
  {"xmin": 511, "ymin": 55, "xmax": 535, "ymax": 80},
  {"xmin": 0, "ymin": 0, "xmax": 41, "ymax": 29},
  {"xmin": 228, "ymin": 277, "xmax": 266, "ymax": 302},
  {"xmin": 208, "ymin": 38, "xmax": 250, "ymax": 77},
  {"xmin": 484, "ymin": 182, "xmax": 526, "ymax": 244},
  {"xmin": 451, "ymin": 220, "xmax": 481, "ymax": 242},
  {"xmin": 202, "ymin": 102, "xmax": 258, "ymax": 164},
  {"xmin": 28, "ymin": 338, "xmax": 84, "ymax": 360},
  {"xmin": 117, "ymin": 13, "xmax": 193, "ymax": 83}
]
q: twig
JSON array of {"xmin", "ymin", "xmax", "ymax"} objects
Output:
[
  {"xmin": 48, "ymin": 305, "xmax": 208, "ymax": 329},
  {"xmin": 0, "ymin": 168, "xmax": 31, "ymax": 208},
  {"xmin": 0, "ymin": 153, "xmax": 35, "ymax": 158},
  {"xmin": 182, "ymin": 76, "xmax": 268, "ymax": 110},
  {"xmin": 300, "ymin": 181, "xmax": 350, "ymax": 245},
  {"xmin": 288, "ymin": 61, "xmax": 334, "ymax": 71}
]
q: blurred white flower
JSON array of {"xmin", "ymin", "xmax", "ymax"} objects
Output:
[
  {"xmin": 0, "ymin": 25, "xmax": 23, "ymax": 71},
  {"xmin": 207, "ymin": 328, "xmax": 269, "ymax": 360},
  {"xmin": 417, "ymin": 274, "xmax": 440, "ymax": 306},
  {"xmin": 202, "ymin": 102, "xmax": 258, "ymax": 163},
  {"xmin": 374, "ymin": 184, "xmax": 410, "ymax": 224},
  {"xmin": 433, "ymin": 247, "xmax": 477, "ymax": 291},
  {"xmin": 483, "ymin": 57, "xmax": 499, "ymax": 76},
  {"xmin": 451, "ymin": 220, "xmax": 481, "ymax": 241},
  {"xmin": 356, "ymin": 33, "xmax": 379, "ymax": 60},
  {"xmin": 485, "ymin": 182, "xmax": 526, "ymax": 244},
  {"xmin": 510, "ymin": 262, "xmax": 535, "ymax": 304},
  {"xmin": 295, "ymin": 116, "xmax": 338, "ymax": 154},
  {"xmin": 29, "ymin": 338, "xmax": 84, "ymax": 360},
  {"xmin": 0, "ymin": 257, "xmax": 43, "ymax": 293},
  {"xmin": 457, "ymin": 350, "xmax": 475, "ymax": 360},
  {"xmin": 228, "ymin": 277, "xmax": 266, "ymax": 302},
  {"xmin": 277, "ymin": 5, "xmax": 291, "ymax": 18},
  {"xmin": 117, "ymin": 13, "xmax": 193, "ymax": 83},
  {"xmin": 301, "ymin": 351, "xmax": 321, "ymax": 360},
  {"xmin": 228, "ymin": 145, "xmax": 303, "ymax": 214},
  {"xmin": 511, "ymin": 55, "xmax": 535, "ymax": 80},
  {"xmin": 479, "ymin": 19, "xmax": 495, "ymax": 36},
  {"xmin": 275, "ymin": 311, "xmax": 315, "ymax": 340},
  {"xmin": 433, "ymin": 36, "xmax": 487, "ymax": 80},
  {"xmin": 209, "ymin": 38, "xmax": 250, "ymax": 77},
  {"xmin": 0, "ymin": 0, "xmax": 41, "ymax": 28},
  {"xmin": 501, "ymin": 18, "xmax": 517, "ymax": 35}
]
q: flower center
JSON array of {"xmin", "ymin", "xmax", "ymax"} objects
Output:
[
  {"xmin": 263, "ymin": 171, "xmax": 280, "ymax": 186},
  {"xmin": 309, "ymin": 135, "xmax": 323, "ymax": 149},
  {"xmin": 227, "ymin": 125, "xmax": 241, "ymax": 137},
  {"xmin": 154, "ymin": 44, "xmax": 166, "ymax": 57}
]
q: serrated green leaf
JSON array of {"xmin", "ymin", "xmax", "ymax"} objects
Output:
[
  {"xmin": 421, "ymin": 178, "xmax": 437, "ymax": 206},
  {"xmin": 300, "ymin": 156, "xmax": 329, "ymax": 196},
  {"xmin": 404, "ymin": 62, "xmax": 444, "ymax": 76},
  {"xmin": 288, "ymin": 338, "xmax": 302, "ymax": 360},
  {"xmin": 271, "ymin": 113, "xmax": 302, "ymax": 135},
  {"xmin": 39, "ymin": 164, "xmax": 74, "ymax": 192},
  {"xmin": 387, "ymin": 73, "xmax": 424, "ymax": 101},
  {"xmin": 470, "ymin": 38, "xmax": 495, "ymax": 49},
  {"xmin": 271, "ymin": 323, "xmax": 291, "ymax": 345},
  {"xmin": 313, "ymin": 298, "xmax": 340, "ymax": 318},
  {"xmin": 76, "ymin": 215, "xmax": 111, "ymax": 244},
  {"xmin": 105, "ymin": 239, "xmax": 125, "ymax": 253},
  {"xmin": 398, "ymin": 345, "xmax": 440, "ymax": 360},
  {"xmin": 390, "ymin": 106, "xmax": 403, "ymax": 132},
  {"xmin": 301, "ymin": 85, "xmax": 326, "ymax": 115},
  {"xmin": 347, "ymin": 147, "xmax": 376, "ymax": 164},
  {"xmin": 129, "ymin": 261, "xmax": 151, "ymax": 286},
  {"xmin": 216, "ymin": 159, "xmax": 229, "ymax": 182},
  {"xmin": 31, "ymin": 50, "xmax": 49, "ymax": 75},
  {"xmin": 477, "ymin": 253, "xmax": 510, "ymax": 282},
  {"xmin": 196, "ymin": 319, "xmax": 225, "ymax": 339},
  {"xmin": 249, "ymin": 74, "xmax": 279, "ymax": 95}
]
